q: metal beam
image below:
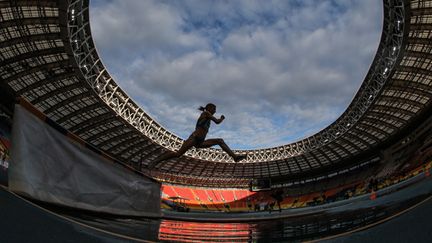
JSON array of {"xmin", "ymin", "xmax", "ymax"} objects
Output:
[
  {"xmin": 17, "ymin": 72, "xmax": 76, "ymax": 95},
  {"xmin": 1, "ymin": 47, "xmax": 65, "ymax": 67},
  {"xmin": 30, "ymin": 82, "xmax": 82, "ymax": 105},
  {"xmin": 86, "ymin": 123, "xmax": 127, "ymax": 144},
  {"xmin": 0, "ymin": 17, "xmax": 59, "ymax": 28},
  {"xmin": 2, "ymin": 60, "xmax": 71, "ymax": 84},
  {"xmin": 103, "ymin": 132, "xmax": 140, "ymax": 153},
  {"xmin": 42, "ymin": 90, "xmax": 92, "ymax": 114},
  {"xmin": 56, "ymin": 102, "xmax": 103, "ymax": 124},
  {"xmin": 70, "ymin": 113, "xmax": 116, "ymax": 134},
  {"xmin": 0, "ymin": 33, "xmax": 61, "ymax": 48},
  {"xmin": 0, "ymin": 1, "xmax": 58, "ymax": 8}
]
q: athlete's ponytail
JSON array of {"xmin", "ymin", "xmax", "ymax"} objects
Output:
[{"xmin": 198, "ymin": 103, "xmax": 216, "ymax": 111}]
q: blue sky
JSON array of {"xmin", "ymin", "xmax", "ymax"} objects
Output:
[{"xmin": 89, "ymin": 0, "xmax": 383, "ymax": 150}]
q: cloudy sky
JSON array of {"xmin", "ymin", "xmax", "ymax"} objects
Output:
[{"xmin": 89, "ymin": 0, "xmax": 383, "ymax": 150}]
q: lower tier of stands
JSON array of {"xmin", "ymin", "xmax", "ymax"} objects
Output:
[{"xmin": 162, "ymin": 159, "xmax": 432, "ymax": 212}]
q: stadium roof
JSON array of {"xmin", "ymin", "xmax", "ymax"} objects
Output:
[{"xmin": 1, "ymin": 0, "xmax": 432, "ymax": 187}]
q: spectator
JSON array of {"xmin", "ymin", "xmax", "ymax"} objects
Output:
[
  {"xmin": 268, "ymin": 201, "xmax": 276, "ymax": 214},
  {"xmin": 254, "ymin": 203, "xmax": 260, "ymax": 212},
  {"xmin": 247, "ymin": 197, "xmax": 252, "ymax": 212},
  {"xmin": 271, "ymin": 189, "xmax": 284, "ymax": 212},
  {"xmin": 260, "ymin": 201, "xmax": 267, "ymax": 211},
  {"xmin": 224, "ymin": 204, "xmax": 230, "ymax": 212}
]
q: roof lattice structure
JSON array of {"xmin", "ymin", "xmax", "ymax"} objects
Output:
[{"xmin": 1, "ymin": 0, "xmax": 432, "ymax": 187}]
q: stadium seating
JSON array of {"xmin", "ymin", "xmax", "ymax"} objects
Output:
[{"xmin": 161, "ymin": 159, "xmax": 432, "ymax": 213}]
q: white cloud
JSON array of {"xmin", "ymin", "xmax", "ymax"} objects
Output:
[{"xmin": 90, "ymin": 0, "xmax": 383, "ymax": 149}]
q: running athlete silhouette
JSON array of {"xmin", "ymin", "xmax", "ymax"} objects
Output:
[{"xmin": 148, "ymin": 103, "xmax": 247, "ymax": 169}]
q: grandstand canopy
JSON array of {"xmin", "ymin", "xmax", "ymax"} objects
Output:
[{"xmin": 1, "ymin": 0, "xmax": 432, "ymax": 187}]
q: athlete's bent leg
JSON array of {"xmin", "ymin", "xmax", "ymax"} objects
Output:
[
  {"xmin": 148, "ymin": 138, "xmax": 196, "ymax": 169},
  {"xmin": 198, "ymin": 138, "xmax": 246, "ymax": 162}
]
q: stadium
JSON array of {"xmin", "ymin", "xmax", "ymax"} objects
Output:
[{"xmin": 1, "ymin": 0, "xmax": 432, "ymax": 242}]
